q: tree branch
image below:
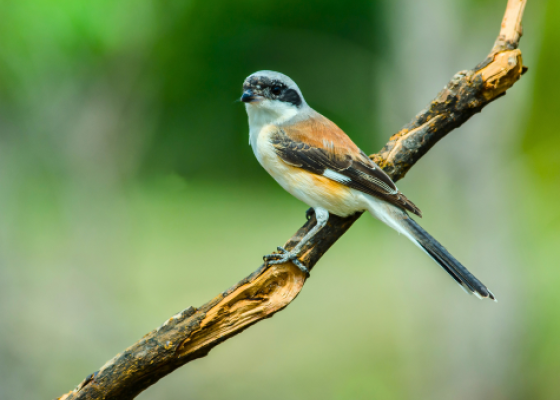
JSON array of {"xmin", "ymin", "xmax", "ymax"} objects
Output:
[{"xmin": 59, "ymin": 1, "xmax": 527, "ymax": 399}]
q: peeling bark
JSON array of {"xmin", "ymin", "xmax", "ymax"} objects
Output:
[{"xmin": 59, "ymin": 1, "xmax": 528, "ymax": 399}]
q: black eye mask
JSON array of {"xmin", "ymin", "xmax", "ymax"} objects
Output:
[{"xmin": 243, "ymin": 76, "xmax": 302, "ymax": 107}]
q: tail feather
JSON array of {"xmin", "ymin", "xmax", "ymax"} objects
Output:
[
  {"xmin": 400, "ymin": 214, "xmax": 496, "ymax": 301},
  {"xmin": 363, "ymin": 194, "xmax": 495, "ymax": 301}
]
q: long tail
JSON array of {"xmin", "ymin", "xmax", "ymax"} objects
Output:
[{"xmin": 365, "ymin": 196, "xmax": 496, "ymax": 301}]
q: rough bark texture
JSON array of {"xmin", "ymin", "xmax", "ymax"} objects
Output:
[{"xmin": 59, "ymin": 1, "xmax": 527, "ymax": 399}]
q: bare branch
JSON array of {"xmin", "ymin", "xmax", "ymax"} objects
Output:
[
  {"xmin": 59, "ymin": 1, "xmax": 527, "ymax": 399},
  {"xmin": 492, "ymin": 0, "xmax": 527, "ymax": 52}
]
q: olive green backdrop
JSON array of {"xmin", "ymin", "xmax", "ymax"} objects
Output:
[{"xmin": 0, "ymin": 0, "xmax": 558, "ymax": 399}]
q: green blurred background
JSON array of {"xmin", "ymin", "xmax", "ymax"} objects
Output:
[{"xmin": 0, "ymin": 0, "xmax": 558, "ymax": 399}]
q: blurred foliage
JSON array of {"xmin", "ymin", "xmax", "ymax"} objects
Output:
[
  {"xmin": 522, "ymin": 0, "xmax": 560, "ymax": 184},
  {"xmin": 0, "ymin": 0, "xmax": 387, "ymax": 181},
  {"xmin": 519, "ymin": 1, "xmax": 560, "ymax": 397},
  {"xmin": 0, "ymin": 0, "xmax": 559, "ymax": 400}
]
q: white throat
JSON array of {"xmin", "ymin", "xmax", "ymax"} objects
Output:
[{"xmin": 246, "ymin": 100, "xmax": 300, "ymax": 148}]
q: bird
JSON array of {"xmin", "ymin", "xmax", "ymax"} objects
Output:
[{"xmin": 241, "ymin": 70, "xmax": 495, "ymax": 301}]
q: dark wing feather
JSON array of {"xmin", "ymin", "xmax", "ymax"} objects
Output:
[
  {"xmin": 271, "ymin": 124, "xmax": 422, "ymax": 217},
  {"xmin": 270, "ymin": 131, "xmax": 350, "ymax": 172}
]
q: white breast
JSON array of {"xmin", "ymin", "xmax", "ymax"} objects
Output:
[
  {"xmin": 247, "ymin": 101, "xmax": 298, "ymax": 156},
  {"xmin": 252, "ymin": 124, "xmax": 291, "ymax": 179}
]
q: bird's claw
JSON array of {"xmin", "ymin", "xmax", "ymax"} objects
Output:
[
  {"xmin": 305, "ymin": 207, "xmax": 315, "ymax": 221},
  {"xmin": 263, "ymin": 247, "xmax": 310, "ymax": 275}
]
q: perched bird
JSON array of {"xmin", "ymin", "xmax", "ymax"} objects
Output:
[{"xmin": 241, "ymin": 70, "xmax": 495, "ymax": 301}]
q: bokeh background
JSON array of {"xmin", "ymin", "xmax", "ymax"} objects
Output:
[{"xmin": 0, "ymin": 0, "xmax": 558, "ymax": 399}]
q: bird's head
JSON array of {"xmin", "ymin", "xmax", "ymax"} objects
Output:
[{"xmin": 241, "ymin": 71, "xmax": 307, "ymax": 125}]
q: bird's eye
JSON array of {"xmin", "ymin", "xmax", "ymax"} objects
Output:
[{"xmin": 271, "ymin": 86, "xmax": 282, "ymax": 96}]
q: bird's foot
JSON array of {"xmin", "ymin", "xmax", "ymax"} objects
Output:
[
  {"xmin": 305, "ymin": 207, "xmax": 315, "ymax": 221},
  {"xmin": 264, "ymin": 247, "xmax": 310, "ymax": 276}
]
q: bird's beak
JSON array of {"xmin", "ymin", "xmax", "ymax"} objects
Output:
[{"xmin": 241, "ymin": 90, "xmax": 263, "ymax": 103}]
